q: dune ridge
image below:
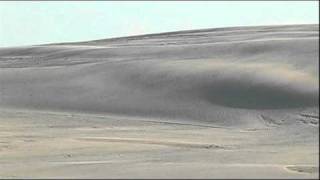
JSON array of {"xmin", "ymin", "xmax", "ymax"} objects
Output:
[{"xmin": 0, "ymin": 24, "xmax": 318, "ymax": 127}]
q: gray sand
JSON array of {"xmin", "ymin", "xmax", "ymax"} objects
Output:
[{"xmin": 0, "ymin": 24, "xmax": 318, "ymax": 178}]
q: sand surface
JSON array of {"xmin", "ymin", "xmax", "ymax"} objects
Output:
[{"xmin": 0, "ymin": 24, "xmax": 318, "ymax": 178}]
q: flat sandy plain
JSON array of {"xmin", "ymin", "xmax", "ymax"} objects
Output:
[{"xmin": 0, "ymin": 24, "xmax": 319, "ymax": 178}]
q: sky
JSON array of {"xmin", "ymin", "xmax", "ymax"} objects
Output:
[{"xmin": 0, "ymin": 1, "xmax": 318, "ymax": 47}]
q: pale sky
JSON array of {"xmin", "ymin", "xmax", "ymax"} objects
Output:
[{"xmin": 0, "ymin": 1, "xmax": 318, "ymax": 47}]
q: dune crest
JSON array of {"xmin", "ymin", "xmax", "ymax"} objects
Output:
[{"xmin": 0, "ymin": 24, "xmax": 318, "ymax": 127}]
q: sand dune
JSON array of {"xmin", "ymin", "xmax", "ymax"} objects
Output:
[
  {"xmin": 0, "ymin": 24, "xmax": 318, "ymax": 178},
  {"xmin": 0, "ymin": 24, "xmax": 318, "ymax": 127}
]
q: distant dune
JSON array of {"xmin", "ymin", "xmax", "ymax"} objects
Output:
[
  {"xmin": 0, "ymin": 24, "xmax": 318, "ymax": 127},
  {"xmin": 0, "ymin": 24, "xmax": 318, "ymax": 178}
]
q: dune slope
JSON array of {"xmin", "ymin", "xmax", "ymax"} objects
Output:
[
  {"xmin": 0, "ymin": 24, "xmax": 318, "ymax": 127},
  {"xmin": 0, "ymin": 24, "xmax": 319, "ymax": 178}
]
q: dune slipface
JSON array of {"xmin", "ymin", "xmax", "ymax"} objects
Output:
[{"xmin": 0, "ymin": 25, "xmax": 318, "ymax": 178}]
